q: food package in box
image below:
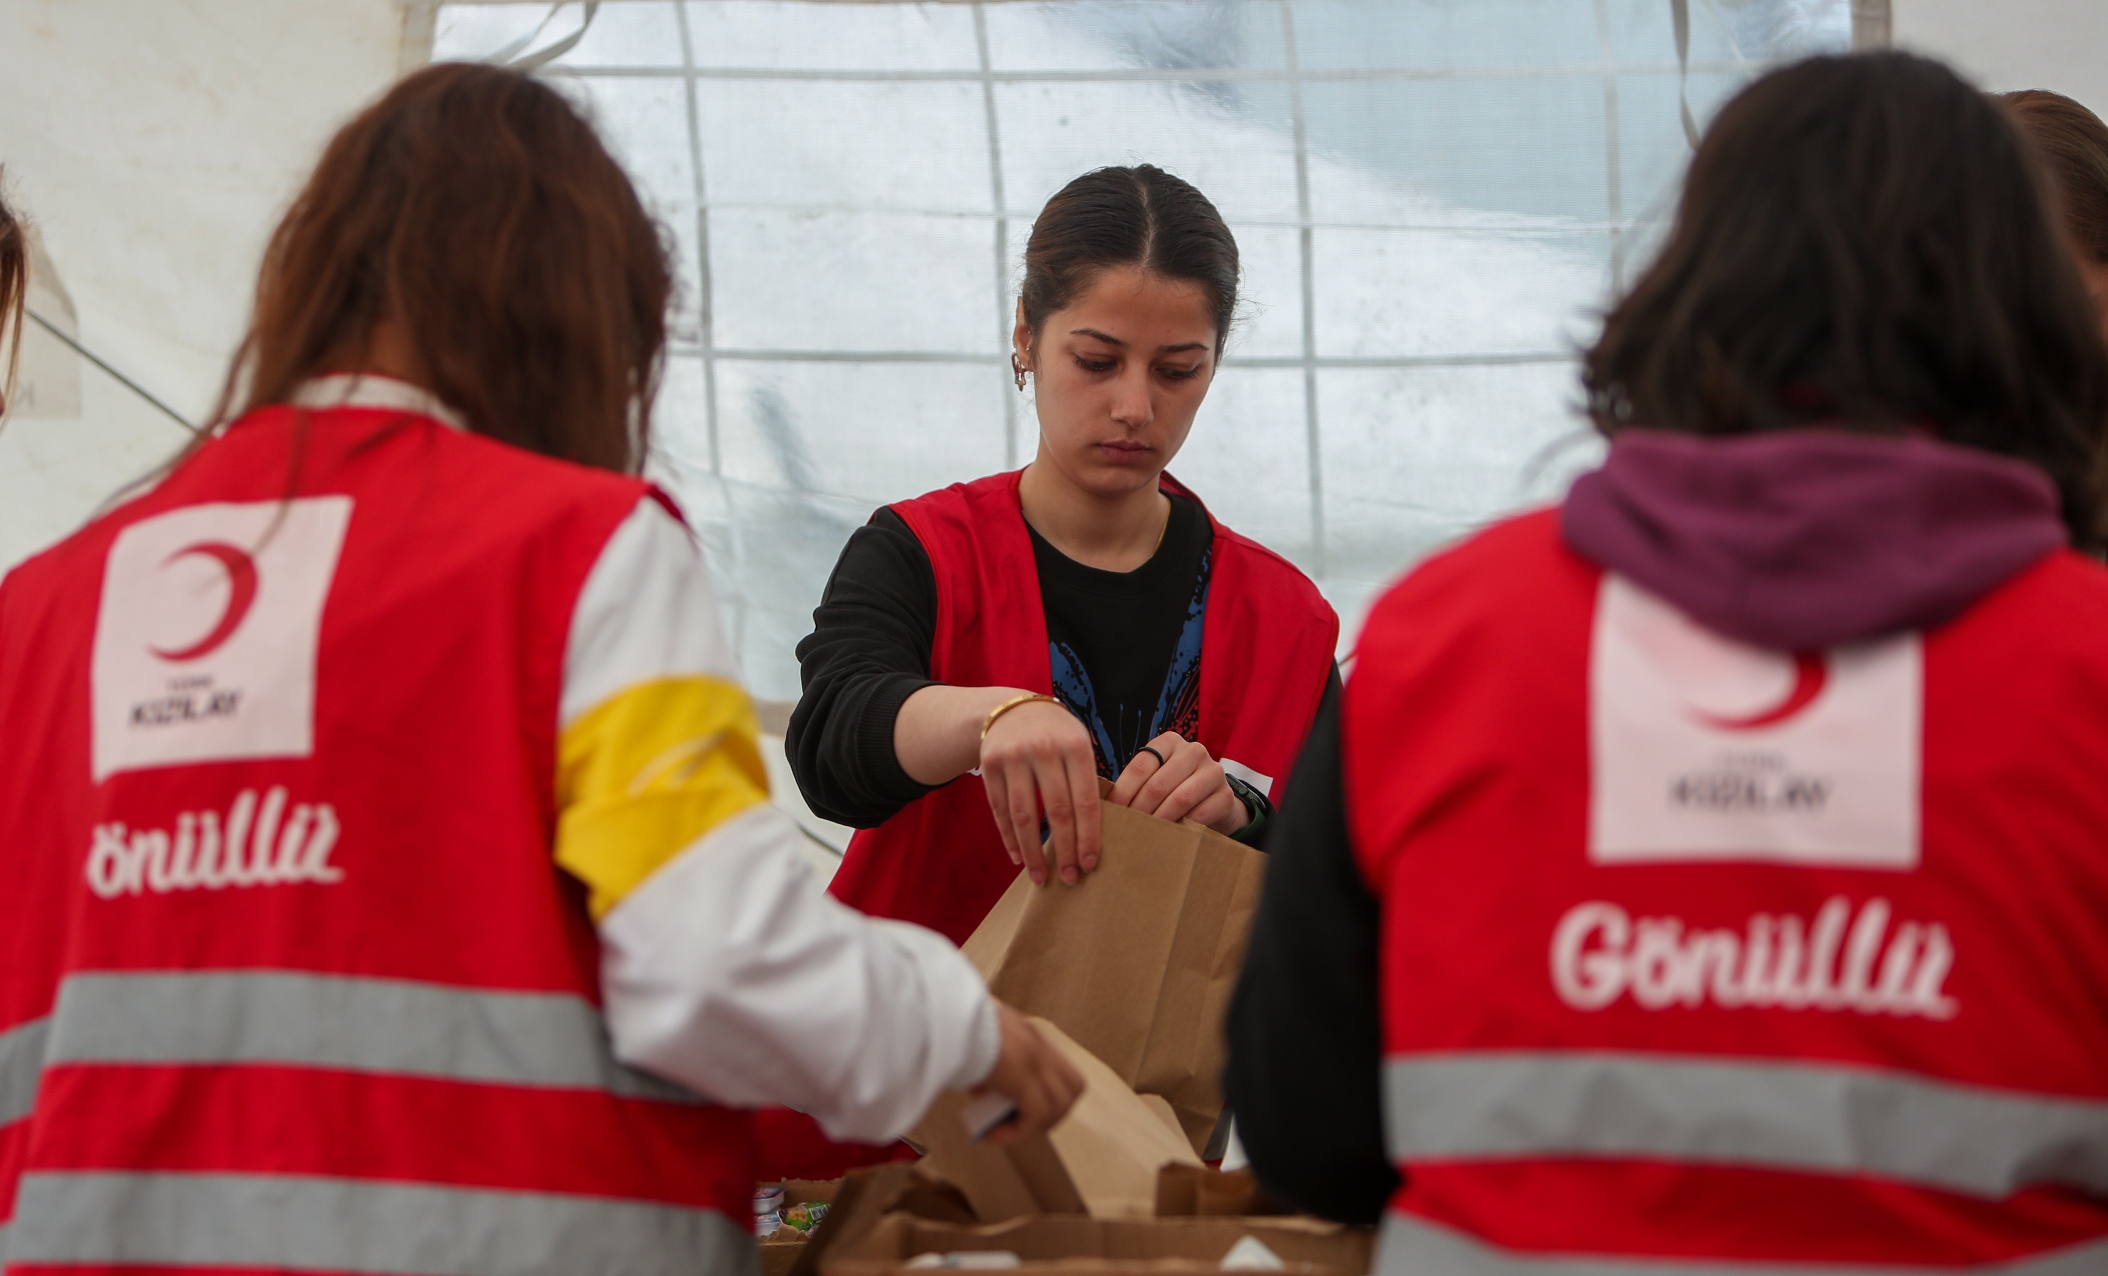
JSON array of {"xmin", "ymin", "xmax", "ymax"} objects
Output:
[{"xmin": 778, "ymin": 1163, "xmax": 980, "ymax": 1276}]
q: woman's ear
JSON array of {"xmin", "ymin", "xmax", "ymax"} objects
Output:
[{"xmin": 1012, "ymin": 300, "xmax": 1033, "ymax": 370}]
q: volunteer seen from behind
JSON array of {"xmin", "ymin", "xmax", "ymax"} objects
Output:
[
  {"xmin": 792, "ymin": 165, "xmax": 1337, "ymax": 946},
  {"xmin": 1229, "ymin": 51, "xmax": 2108, "ymax": 1272},
  {"xmin": 0, "ymin": 64, "xmax": 1078, "ymax": 1275}
]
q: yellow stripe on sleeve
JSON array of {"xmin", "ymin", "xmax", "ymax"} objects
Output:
[{"xmin": 556, "ymin": 674, "xmax": 769, "ymax": 919}]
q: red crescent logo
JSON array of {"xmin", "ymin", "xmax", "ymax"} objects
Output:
[
  {"xmin": 150, "ymin": 541, "xmax": 260, "ymax": 662},
  {"xmin": 1695, "ymin": 650, "xmax": 1828, "ymax": 730}
]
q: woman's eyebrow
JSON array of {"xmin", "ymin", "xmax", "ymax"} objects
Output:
[{"xmin": 1068, "ymin": 328, "xmax": 1208, "ymax": 355}]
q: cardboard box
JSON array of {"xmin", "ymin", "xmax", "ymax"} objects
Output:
[
  {"xmin": 911, "ymin": 1018, "xmax": 1201, "ymax": 1222},
  {"xmin": 1153, "ymin": 1166, "xmax": 1281, "ymax": 1219},
  {"xmin": 776, "ymin": 1164, "xmax": 978, "ymax": 1276},
  {"xmin": 822, "ymin": 1213, "xmax": 1374, "ymax": 1276},
  {"xmin": 962, "ymin": 788, "xmax": 1265, "ymax": 1153}
]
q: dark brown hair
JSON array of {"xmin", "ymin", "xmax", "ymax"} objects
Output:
[
  {"xmin": 2000, "ymin": 89, "xmax": 2108, "ymax": 265},
  {"xmin": 0, "ymin": 176, "xmax": 26, "ymax": 417},
  {"xmin": 1021, "ymin": 165, "xmax": 1239, "ymax": 353},
  {"xmin": 214, "ymin": 62, "xmax": 671, "ymax": 473},
  {"xmin": 1584, "ymin": 51, "xmax": 2108, "ymax": 547}
]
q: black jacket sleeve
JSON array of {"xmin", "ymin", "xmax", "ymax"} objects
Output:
[
  {"xmin": 1223, "ymin": 675, "xmax": 1399, "ymax": 1224},
  {"xmin": 786, "ymin": 509, "xmax": 944, "ymax": 828}
]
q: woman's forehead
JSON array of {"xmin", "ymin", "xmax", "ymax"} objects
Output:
[{"xmin": 1053, "ymin": 266, "xmax": 1216, "ymax": 347}]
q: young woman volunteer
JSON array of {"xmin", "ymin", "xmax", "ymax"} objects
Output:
[
  {"xmin": 791, "ymin": 165, "xmax": 1339, "ymax": 946},
  {"xmin": 1229, "ymin": 52, "xmax": 2108, "ymax": 1272},
  {"xmin": 0, "ymin": 64, "xmax": 1078, "ymax": 1273}
]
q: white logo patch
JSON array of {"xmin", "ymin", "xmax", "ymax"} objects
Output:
[
  {"xmin": 1589, "ymin": 575, "xmax": 1920, "ymax": 869},
  {"xmin": 92, "ymin": 498, "xmax": 352, "ymax": 781}
]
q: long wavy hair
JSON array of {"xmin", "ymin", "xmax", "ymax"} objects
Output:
[
  {"xmin": 212, "ymin": 62, "xmax": 671, "ymax": 474},
  {"xmin": 1585, "ymin": 52, "xmax": 2108, "ymax": 548}
]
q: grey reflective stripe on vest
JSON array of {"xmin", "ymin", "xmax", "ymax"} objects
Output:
[
  {"xmin": 48, "ymin": 971, "xmax": 694, "ymax": 1103},
  {"xmin": 1385, "ymin": 1053, "xmax": 2108, "ymax": 1197},
  {"xmin": 0, "ymin": 1016, "xmax": 49, "ymax": 1126},
  {"xmin": 7, "ymin": 1171, "xmax": 758, "ymax": 1276},
  {"xmin": 1376, "ymin": 1212, "xmax": 2108, "ymax": 1275}
]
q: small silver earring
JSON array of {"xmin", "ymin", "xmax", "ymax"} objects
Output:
[{"xmin": 1011, "ymin": 350, "xmax": 1029, "ymax": 392}]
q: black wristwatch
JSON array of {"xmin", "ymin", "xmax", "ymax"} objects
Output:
[{"xmin": 1224, "ymin": 773, "xmax": 1273, "ymax": 847}]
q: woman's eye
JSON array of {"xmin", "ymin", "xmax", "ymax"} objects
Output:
[
  {"xmin": 1160, "ymin": 365, "xmax": 1203, "ymax": 381},
  {"xmin": 1075, "ymin": 357, "xmax": 1116, "ymax": 373}
]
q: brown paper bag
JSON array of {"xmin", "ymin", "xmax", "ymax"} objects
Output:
[
  {"xmin": 961, "ymin": 787, "xmax": 1265, "ymax": 1150},
  {"xmin": 1152, "ymin": 1165, "xmax": 1283, "ymax": 1218},
  {"xmin": 911, "ymin": 1018, "xmax": 1202, "ymax": 1222}
]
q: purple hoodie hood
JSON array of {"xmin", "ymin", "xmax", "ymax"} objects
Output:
[{"xmin": 1561, "ymin": 428, "xmax": 2067, "ymax": 650}]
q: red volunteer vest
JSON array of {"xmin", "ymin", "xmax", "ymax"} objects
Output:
[
  {"xmin": 0, "ymin": 404, "xmax": 754, "ymax": 1275},
  {"xmin": 828, "ymin": 469, "xmax": 1337, "ymax": 945},
  {"xmin": 1346, "ymin": 510, "xmax": 2108, "ymax": 1272}
]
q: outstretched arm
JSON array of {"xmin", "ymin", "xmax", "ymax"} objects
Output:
[{"xmin": 562, "ymin": 497, "xmax": 1077, "ymax": 1141}]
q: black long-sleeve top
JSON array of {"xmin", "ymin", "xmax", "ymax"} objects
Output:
[
  {"xmin": 788, "ymin": 497, "xmax": 1272, "ymax": 839},
  {"xmin": 1223, "ymin": 683, "xmax": 1399, "ymax": 1223}
]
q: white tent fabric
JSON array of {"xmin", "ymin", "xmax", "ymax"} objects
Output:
[
  {"xmin": 1, "ymin": 0, "xmax": 1869, "ymax": 704},
  {"xmin": 0, "ymin": 1, "xmax": 406, "ymax": 570},
  {"xmin": 429, "ymin": 0, "xmax": 1851, "ymax": 701}
]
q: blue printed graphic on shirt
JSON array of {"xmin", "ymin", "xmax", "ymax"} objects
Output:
[{"xmin": 1049, "ymin": 547, "xmax": 1210, "ymax": 780}]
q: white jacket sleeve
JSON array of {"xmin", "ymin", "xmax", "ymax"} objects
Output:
[
  {"xmin": 561, "ymin": 497, "xmax": 999, "ymax": 1142},
  {"xmin": 599, "ymin": 803, "xmax": 1000, "ymax": 1141}
]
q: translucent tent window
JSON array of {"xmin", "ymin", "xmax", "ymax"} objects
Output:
[{"xmin": 433, "ymin": 0, "xmax": 1851, "ymax": 704}]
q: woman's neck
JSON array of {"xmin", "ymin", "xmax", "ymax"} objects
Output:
[
  {"xmin": 334, "ymin": 317, "xmax": 428, "ymax": 390},
  {"xmin": 1017, "ymin": 453, "xmax": 1171, "ymax": 573}
]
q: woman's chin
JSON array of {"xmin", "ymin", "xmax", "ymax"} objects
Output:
[{"xmin": 1073, "ymin": 462, "xmax": 1163, "ymax": 497}]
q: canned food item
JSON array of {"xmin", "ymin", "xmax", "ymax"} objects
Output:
[{"xmin": 753, "ymin": 1186, "xmax": 785, "ymax": 1218}]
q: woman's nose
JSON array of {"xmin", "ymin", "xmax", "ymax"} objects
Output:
[{"xmin": 1109, "ymin": 369, "xmax": 1153, "ymax": 428}]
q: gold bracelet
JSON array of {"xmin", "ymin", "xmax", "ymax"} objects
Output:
[{"xmin": 981, "ymin": 692, "xmax": 1063, "ymax": 741}]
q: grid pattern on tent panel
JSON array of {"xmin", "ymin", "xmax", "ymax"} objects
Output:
[{"xmin": 429, "ymin": 0, "xmax": 1852, "ymax": 701}]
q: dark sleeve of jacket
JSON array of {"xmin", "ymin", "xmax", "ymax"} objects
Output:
[
  {"xmin": 1223, "ymin": 673, "xmax": 1400, "ymax": 1223},
  {"xmin": 786, "ymin": 508, "xmax": 944, "ymax": 828}
]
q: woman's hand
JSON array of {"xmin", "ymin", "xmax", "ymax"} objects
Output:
[
  {"xmin": 979, "ymin": 697, "xmax": 1102, "ymax": 886},
  {"xmin": 1109, "ymin": 732, "xmax": 1248, "ymax": 836},
  {"xmin": 975, "ymin": 1003, "xmax": 1086, "ymax": 1145}
]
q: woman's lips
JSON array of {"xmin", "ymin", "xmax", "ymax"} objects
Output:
[{"xmin": 1096, "ymin": 440, "xmax": 1152, "ymax": 464}]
